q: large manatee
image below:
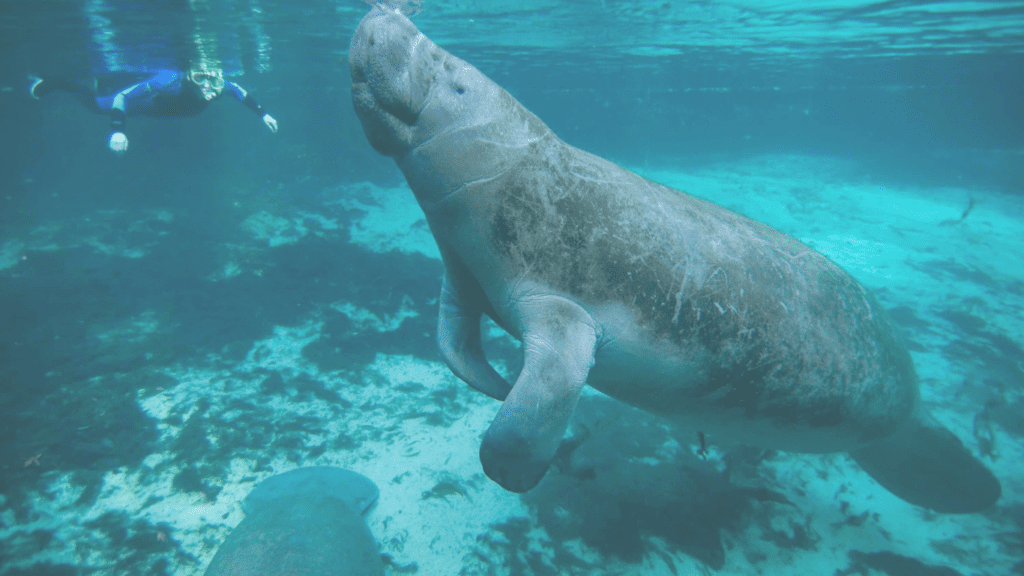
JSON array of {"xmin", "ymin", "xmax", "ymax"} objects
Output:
[{"xmin": 348, "ymin": 5, "xmax": 1000, "ymax": 513}]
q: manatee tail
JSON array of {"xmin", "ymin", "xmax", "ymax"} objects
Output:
[{"xmin": 849, "ymin": 409, "xmax": 1000, "ymax": 513}]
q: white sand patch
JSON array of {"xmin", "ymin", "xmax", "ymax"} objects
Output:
[
  {"xmin": 207, "ymin": 260, "xmax": 243, "ymax": 281},
  {"xmin": 330, "ymin": 181, "xmax": 441, "ymax": 259},
  {"xmin": 298, "ymin": 210, "xmax": 341, "ymax": 233},
  {"xmin": 0, "ymin": 239, "xmax": 26, "ymax": 270},
  {"xmin": 244, "ymin": 319, "xmax": 324, "ymax": 374},
  {"xmin": 241, "ymin": 210, "xmax": 309, "ymax": 247},
  {"xmin": 90, "ymin": 309, "xmax": 162, "ymax": 344},
  {"xmin": 330, "ymin": 296, "xmax": 419, "ymax": 332}
]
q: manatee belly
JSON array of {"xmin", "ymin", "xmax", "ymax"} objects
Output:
[{"xmin": 582, "ymin": 282, "xmax": 918, "ymax": 454}]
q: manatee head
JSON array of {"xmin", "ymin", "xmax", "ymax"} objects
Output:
[
  {"xmin": 349, "ymin": 5, "xmax": 553, "ymax": 203},
  {"xmin": 349, "ymin": 6, "xmax": 495, "ymax": 157},
  {"xmin": 242, "ymin": 467, "xmax": 379, "ymax": 516}
]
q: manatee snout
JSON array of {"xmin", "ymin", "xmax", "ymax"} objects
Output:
[
  {"xmin": 349, "ymin": 6, "xmax": 419, "ymax": 88},
  {"xmin": 349, "ymin": 6, "xmax": 424, "ymax": 155}
]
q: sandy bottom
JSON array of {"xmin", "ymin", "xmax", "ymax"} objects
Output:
[{"xmin": 1, "ymin": 153, "xmax": 1021, "ymax": 575}]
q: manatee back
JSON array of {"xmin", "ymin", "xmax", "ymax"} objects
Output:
[
  {"xmin": 203, "ymin": 467, "xmax": 383, "ymax": 576},
  {"xmin": 204, "ymin": 494, "xmax": 383, "ymax": 576},
  {"xmin": 243, "ymin": 466, "xmax": 379, "ymax": 515}
]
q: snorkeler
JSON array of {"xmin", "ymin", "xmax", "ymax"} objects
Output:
[{"xmin": 29, "ymin": 64, "xmax": 278, "ymax": 155}]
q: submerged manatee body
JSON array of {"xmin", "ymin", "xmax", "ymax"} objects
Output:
[
  {"xmin": 203, "ymin": 467, "xmax": 383, "ymax": 576},
  {"xmin": 348, "ymin": 7, "xmax": 1000, "ymax": 513}
]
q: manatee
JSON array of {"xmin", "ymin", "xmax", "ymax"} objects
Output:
[
  {"xmin": 203, "ymin": 467, "xmax": 383, "ymax": 576},
  {"xmin": 348, "ymin": 6, "xmax": 1000, "ymax": 513}
]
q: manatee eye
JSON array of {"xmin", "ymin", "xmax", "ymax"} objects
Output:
[{"xmin": 455, "ymin": 85, "xmax": 465, "ymax": 95}]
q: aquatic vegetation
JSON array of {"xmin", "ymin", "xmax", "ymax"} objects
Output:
[
  {"xmin": 842, "ymin": 550, "xmax": 965, "ymax": 576},
  {"xmin": 421, "ymin": 480, "xmax": 470, "ymax": 502}
]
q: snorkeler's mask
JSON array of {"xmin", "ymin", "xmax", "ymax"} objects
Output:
[{"xmin": 189, "ymin": 67, "xmax": 225, "ymax": 101}]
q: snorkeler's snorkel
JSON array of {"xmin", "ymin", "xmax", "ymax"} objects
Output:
[{"xmin": 189, "ymin": 65, "xmax": 225, "ymax": 101}]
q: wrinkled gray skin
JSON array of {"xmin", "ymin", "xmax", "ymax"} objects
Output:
[{"xmin": 349, "ymin": 6, "xmax": 1000, "ymax": 513}]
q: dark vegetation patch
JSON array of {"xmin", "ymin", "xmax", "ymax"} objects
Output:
[
  {"xmin": 382, "ymin": 553, "xmax": 420, "ymax": 574},
  {"xmin": 400, "ymin": 385, "xmax": 471, "ymax": 428},
  {"xmin": 935, "ymin": 301, "xmax": 1024, "ymax": 419},
  {"xmin": 983, "ymin": 397, "xmax": 1024, "ymax": 439},
  {"xmin": 884, "ymin": 306, "xmax": 930, "ymax": 351},
  {"xmin": 473, "ymin": 517, "xmax": 567, "ymax": 576},
  {"xmin": 154, "ymin": 374, "xmax": 359, "ymax": 491},
  {"xmin": 993, "ymin": 504, "xmax": 1024, "ymax": 564},
  {"xmin": 300, "ymin": 302, "xmax": 439, "ymax": 372},
  {"xmin": 910, "ymin": 259, "xmax": 996, "ymax": 289},
  {"xmin": 839, "ymin": 550, "xmax": 963, "ymax": 576},
  {"xmin": 944, "ymin": 339, "xmax": 1024, "ymax": 388},
  {"xmin": 0, "ymin": 372, "xmax": 158, "ymax": 521},
  {"xmin": 258, "ymin": 371, "xmax": 353, "ymax": 407},
  {"xmin": 0, "ymin": 563, "xmax": 82, "ymax": 576},
  {"xmin": 887, "ymin": 305, "xmax": 931, "ymax": 329},
  {"xmin": 172, "ymin": 466, "xmax": 221, "ymax": 501},
  {"xmin": 936, "ymin": 309, "xmax": 987, "ymax": 334},
  {"xmin": 0, "ymin": 512, "xmax": 193, "ymax": 576},
  {"xmin": 80, "ymin": 511, "xmax": 197, "ymax": 574}
]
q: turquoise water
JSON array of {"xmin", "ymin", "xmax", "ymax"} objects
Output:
[{"xmin": 1, "ymin": 1, "xmax": 1023, "ymax": 575}]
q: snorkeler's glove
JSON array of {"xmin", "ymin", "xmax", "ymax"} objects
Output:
[
  {"xmin": 108, "ymin": 132, "xmax": 128, "ymax": 155},
  {"xmin": 263, "ymin": 113, "xmax": 278, "ymax": 133}
]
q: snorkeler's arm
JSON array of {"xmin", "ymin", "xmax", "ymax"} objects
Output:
[
  {"xmin": 223, "ymin": 81, "xmax": 262, "ymax": 114},
  {"xmin": 107, "ymin": 84, "xmax": 140, "ymax": 154},
  {"xmin": 225, "ymin": 81, "xmax": 278, "ymax": 133},
  {"xmin": 105, "ymin": 70, "xmax": 184, "ymax": 154}
]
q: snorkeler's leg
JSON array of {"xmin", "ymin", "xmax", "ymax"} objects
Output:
[{"xmin": 30, "ymin": 77, "xmax": 101, "ymax": 112}]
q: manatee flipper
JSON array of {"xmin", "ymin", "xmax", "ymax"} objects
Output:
[
  {"xmin": 204, "ymin": 467, "xmax": 383, "ymax": 576},
  {"xmin": 480, "ymin": 297, "xmax": 597, "ymax": 493},
  {"xmin": 850, "ymin": 410, "xmax": 1001, "ymax": 513},
  {"xmin": 438, "ymin": 272, "xmax": 512, "ymax": 401}
]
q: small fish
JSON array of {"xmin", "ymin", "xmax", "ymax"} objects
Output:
[
  {"xmin": 421, "ymin": 480, "xmax": 469, "ymax": 501},
  {"xmin": 697, "ymin": 431, "xmax": 708, "ymax": 460}
]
